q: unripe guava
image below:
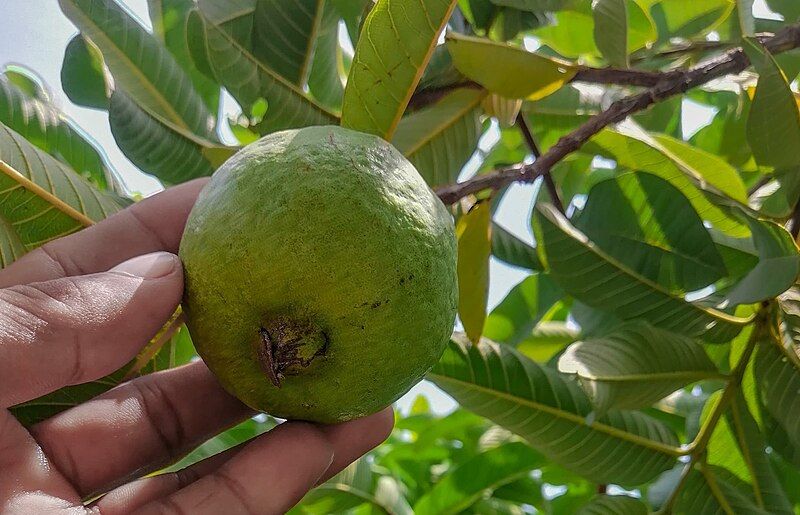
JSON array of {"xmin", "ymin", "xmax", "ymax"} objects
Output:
[{"xmin": 179, "ymin": 126, "xmax": 457, "ymax": 423}]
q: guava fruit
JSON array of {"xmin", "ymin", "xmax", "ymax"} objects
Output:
[{"xmin": 179, "ymin": 126, "xmax": 458, "ymax": 423}]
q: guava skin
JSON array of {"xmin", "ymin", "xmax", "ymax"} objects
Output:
[{"xmin": 179, "ymin": 126, "xmax": 457, "ymax": 423}]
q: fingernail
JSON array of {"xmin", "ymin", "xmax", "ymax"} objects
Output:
[{"xmin": 111, "ymin": 252, "xmax": 179, "ymax": 279}]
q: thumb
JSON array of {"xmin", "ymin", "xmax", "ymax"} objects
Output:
[{"xmin": 0, "ymin": 252, "xmax": 183, "ymax": 408}]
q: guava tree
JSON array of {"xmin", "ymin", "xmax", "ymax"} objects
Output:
[{"xmin": 4, "ymin": 0, "xmax": 800, "ymax": 512}]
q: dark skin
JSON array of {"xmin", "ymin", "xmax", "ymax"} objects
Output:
[{"xmin": 0, "ymin": 179, "xmax": 393, "ymax": 514}]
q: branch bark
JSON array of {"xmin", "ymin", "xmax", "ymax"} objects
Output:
[{"xmin": 435, "ymin": 23, "xmax": 800, "ymax": 205}]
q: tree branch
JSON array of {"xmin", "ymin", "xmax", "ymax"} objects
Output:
[{"xmin": 435, "ymin": 23, "xmax": 800, "ymax": 205}]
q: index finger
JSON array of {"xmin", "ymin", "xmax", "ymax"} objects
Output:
[{"xmin": 0, "ymin": 178, "xmax": 208, "ymax": 288}]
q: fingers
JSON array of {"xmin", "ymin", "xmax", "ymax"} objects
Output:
[
  {"xmin": 0, "ymin": 178, "xmax": 207, "ymax": 288},
  {"xmin": 136, "ymin": 422, "xmax": 334, "ymax": 515},
  {"xmin": 0, "ymin": 252, "xmax": 183, "ymax": 408},
  {"xmin": 30, "ymin": 361, "xmax": 252, "ymax": 497},
  {"xmin": 97, "ymin": 409, "xmax": 394, "ymax": 515},
  {"xmin": 0, "ymin": 410, "xmax": 80, "ymax": 508}
]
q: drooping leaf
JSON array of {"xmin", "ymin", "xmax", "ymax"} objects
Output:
[
  {"xmin": 60, "ymin": 35, "xmax": 109, "ymax": 110},
  {"xmin": 674, "ymin": 465, "xmax": 771, "ymax": 515},
  {"xmin": 490, "ymin": 222, "xmax": 543, "ymax": 271},
  {"xmin": 306, "ymin": 1, "xmax": 345, "ymax": 110},
  {"xmin": 723, "ymin": 216, "xmax": 799, "ymax": 306},
  {"xmin": 483, "ymin": 273, "xmax": 563, "ymax": 345},
  {"xmin": 147, "ymin": 0, "xmax": 221, "ymax": 112},
  {"xmin": 576, "ymin": 495, "xmax": 648, "ymax": 515},
  {"xmin": 413, "ymin": 442, "xmax": 544, "ymax": 515},
  {"xmin": 574, "ymin": 172, "xmax": 727, "ymax": 293},
  {"xmin": 457, "ymin": 201, "xmax": 492, "ymax": 343},
  {"xmin": 592, "ymin": 0, "xmax": 628, "ymax": 67},
  {"xmin": 0, "ymin": 121, "xmax": 125, "ymax": 249},
  {"xmin": 446, "ymin": 33, "xmax": 576, "ymax": 101},
  {"xmin": 0, "ymin": 74, "xmax": 117, "ymax": 190},
  {"xmin": 251, "ymin": 0, "xmax": 325, "ymax": 86},
  {"xmin": 744, "ymin": 38, "xmax": 800, "ymax": 173},
  {"xmin": 429, "ymin": 335, "xmax": 680, "ymax": 485},
  {"xmin": 195, "ymin": 5, "xmax": 337, "ymax": 133},
  {"xmin": 558, "ymin": 321, "xmax": 718, "ymax": 414},
  {"xmin": 58, "ymin": 0, "xmax": 215, "ymax": 138},
  {"xmin": 533, "ymin": 204, "xmax": 751, "ymax": 343},
  {"xmin": 109, "ymin": 90, "xmax": 233, "ymax": 184},
  {"xmin": 585, "ymin": 126, "xmax": 749, "ymax": 237},
  {"xmin": 705, "ymin": 393, "xmax": 794, "ymax": 513},
  {"xmin": 341, "ymin": 0, "xmax": 458, "ymax": 139},
  {"xmin": 393, "ymin": 88, "xmax": 484, "ymax": 187},
  {"xmin": 753, "ymin": 337, "xmax": 800, "ymax": 461}
]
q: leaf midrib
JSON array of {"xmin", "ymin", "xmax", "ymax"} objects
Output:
[{"xmin": 427, "ymin": 372, "xmax": 683, "ymax": 457}]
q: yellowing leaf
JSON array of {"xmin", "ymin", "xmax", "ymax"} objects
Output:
[
  {"xmin": 341, "ymin": 0, "xmax": 457, "ymax": 139},
  {"xmin": 457, "ymin": 201, "xmax": 492, "ymax": 343},
  {"xmin": 446, "ymin": 33, "xmax": 576, "ymax": 101}
]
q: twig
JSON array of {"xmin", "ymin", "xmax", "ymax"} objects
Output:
[
  {"xmin": 435, "ymin": 23, "xmax": 800, "ymax": 205},
  {"xmin": 515, "ymin": 112, "xmax": 564, "ymax": 213},
  {"xmin": 790, "ymin": 200, "xmax": 800, "ymax": 240}
]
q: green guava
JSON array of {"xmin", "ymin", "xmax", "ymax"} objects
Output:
[{"xmin": 179, "ymin": 126, "xmax": 458, "ymax": 423}]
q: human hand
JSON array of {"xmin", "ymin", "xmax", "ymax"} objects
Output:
[{"xmin": 0, "ymin": 179, "xmax": 394, "ymax": 514}]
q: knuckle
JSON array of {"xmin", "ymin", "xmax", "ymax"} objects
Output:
[
  {"xmin": 211, "ymin": 470, "xmax": 259, "ymax": 515},
  {"xmin": 130, "ymin": 377, "xmax": 188, "ymax": 458},
  {"xmin": 0, "ymin": 282, "xmax": 87, "ymax": 385}
]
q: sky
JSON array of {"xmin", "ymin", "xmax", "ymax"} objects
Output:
[{"xmin": 0, "ymin": 0, "xmax": 779, "ymax": 414}]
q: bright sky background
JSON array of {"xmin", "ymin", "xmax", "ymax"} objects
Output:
[{"xmin": 0, "ymin": 0, "xmax": 780, "ymax": 414}]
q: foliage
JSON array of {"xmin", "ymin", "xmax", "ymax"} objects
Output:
[{"xmin": 5, "ymin": 0, "xmax": 800, "ymax": 512}]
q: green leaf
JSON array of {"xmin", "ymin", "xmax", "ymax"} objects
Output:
[
  {"xmin": 0, "ymin": 74, "xmax": 117, "ymax": 190},
  {"xmin": 0, "ymin": 121, "xmax": 125, "ymax": 249},
  {"xmin": 429, "ymin": 335, "xmax": 680, "ymax": 485},
  {"xmin": 576, "ymin": 495, "xmax": 648, "ymax": 515},
  {"xmin": 585, "ymin": 126, "xmax": 749, "ymax": 237},
  {"xmin": 108, "ymin": 90, "xmax": 231, "ymax": 184},
  {"xmin": 446, "ymin": 33, "xmax": 576, "ymax": 100},
  {"xmin": 753, "ymin": 337, "xmax": 800, "ymax": 461},
  {"xmin": 393, "ymin": 88, "xmax": 484, "ymax": 187},
  {"xmin": 60, "ymin": 35, "xmax": 109, "ymax": 109},
  {"xmin": 58, "ymin": 0, "xmax": 214, "ymax": 138},
  {"xmin": 196, "ymin": 6, "xmax": 338, "ymax": 134},
  {"xmin": 340, "ymin": 0, "xmax": 458, "ymax": 139},
  {"xmin": 574, "ymin": 172, "xmax": 727, "ymax": 293},
  {"xmin": 413, "ymin": 442, "xmax": 544, "ymax": 515},
  {"xmin": 491, "ymin": 222, "xmax": 543, "ymax": 271},
  {"xmin": 533, "ymin": 204, "xmax": 751, "ymax": 343},
  {"xmin": 0, "ymin": 216, "xmax": 25, "ymax": 268},
  {"xmin": 517, "ymin": 321, "xmax": 579, "ymax": 363},
  {"xmin": 593, "ymin": 0, "xmax": 628, "ymax": 67},
  {"xmin": 650, "ymin": 0, "xmax": 735, "ymax": 41},
  {"xmin": 674, "ymin": 465, "xmax": 770, "ymax": 515},
  {"xmin": 705, "ymin": 393, "xmax": 794, "ymax": 513},
  {"xmin": 723, "ymin": 217, "xmax": 799, "ymax": 306},
  {"xmin": 559, "ymin": 321, "xmax": 718, "ymax": 414},
  {"xmin": 744, "ymin": 38, "xmax": 800, "ymax": 172},
  {"xmin": 252, "ymin": 0, "xmax": 325, "ymax": 86},
  {"xmin": 483, "ymin": 273, "xmax": 563, "ymax": 345},
  {"xmin": 306, "ymin": 1, "xmax": 345, "ymax": 110},
  {"xmin": 147, "ymin": 0, "xmax": 221, "ymax": 112},
  {"xmin": 737, "ymin": 0, "xmax": 756, "ymax": 36},
  {"xmin": 457, "ymin": 201, "xmax": 493, "ymax": 343}
]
